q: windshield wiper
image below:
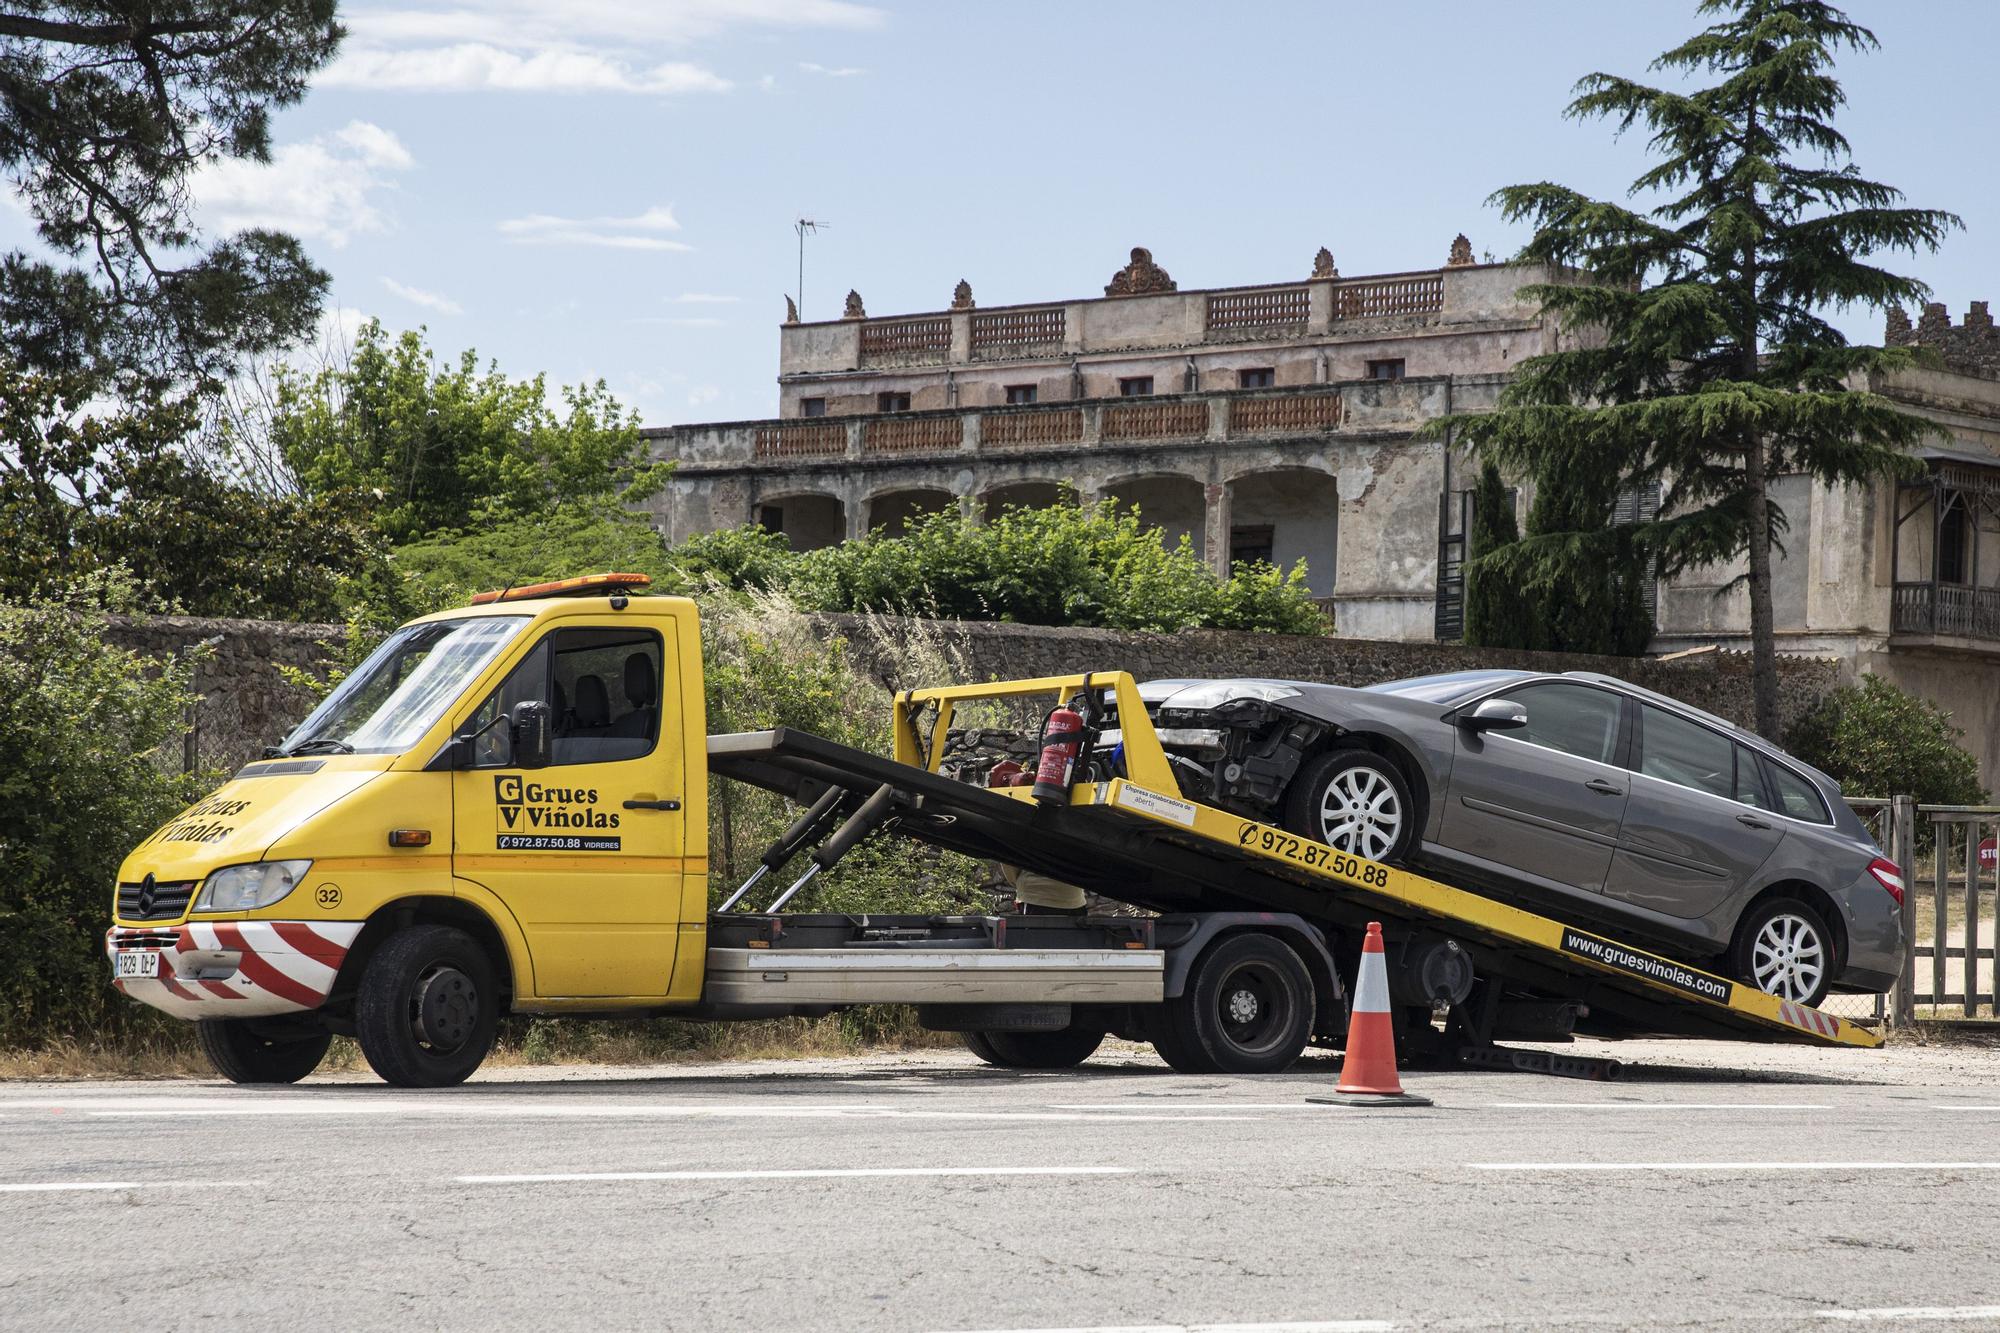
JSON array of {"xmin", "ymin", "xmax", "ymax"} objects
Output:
[{"xmin": 284, "ymin": 738, "xmax": 356, "ymax": 756}]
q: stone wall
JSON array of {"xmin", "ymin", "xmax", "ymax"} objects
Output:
[
  {"xmin": 817, "ymin": 614, "xmax": 1847, "ymax": 737},
  {"xmin": 105, "ymin": 611, "xmax": 1846, "ymax": 775},
  {"xmin": 105, "ymin": 616, "xmax": 343, "ymax": 773}
]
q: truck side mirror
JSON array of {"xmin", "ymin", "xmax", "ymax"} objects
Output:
[
  {"xmin": 1459, "ymin": 698, "xmax": 1528, "ymax": 734},
  {"xmin": 511, "ymin": 700, "xmax": 553, "ymax": 769}
]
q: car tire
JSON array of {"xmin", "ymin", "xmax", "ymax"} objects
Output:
[
  {"xmin": 355, "ymin": 925, "xmax": 499, "ymax": 1088},
  {"xmin": 1730, "ymin": 897, "xmax": 1836, "ymax": 1007},
  {"xmin": 196, "ymin": 1019, "xmax": 331, "ymax": 1085},
  {"xmin": 1158, "ymin": 933, "xmax": 1314, "ymax": 1074},
  {"xmin": 966, "ymin": 1024, "xmax": 1106, "ymax": 1069},
  {"xmin": 1283, "ymin": 748, "xmax": 1416, "ymax": 864}
]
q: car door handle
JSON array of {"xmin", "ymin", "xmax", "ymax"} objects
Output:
[
  {"xmin": 623, "ymin": 799, "xmax": 681, "ymax": 811},
  {"xmin": 1736, "ymin": 812, "xmax": 1772, "ymax": 829},
  {"xmin": 1583, "ymin": 778, "xmax": 1623, "ymax": 796}
]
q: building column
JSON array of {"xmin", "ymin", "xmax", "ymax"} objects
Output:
[
  {"xmin": 846, "ymin": 490, "xmax": 871, "ymax": 540},
  {"xmin": 1204, "ymin": 481, "xmax": 1231, "ymax": 579}
]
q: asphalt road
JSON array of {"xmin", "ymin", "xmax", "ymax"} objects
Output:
[{"xmin": 4, "ymin": 1039, "xmax": 1998, "ymax": 1332}]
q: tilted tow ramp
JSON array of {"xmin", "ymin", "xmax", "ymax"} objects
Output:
[{"xmin": 707, "ymin": 671, "xmax": 1878, "ymax": 1054}]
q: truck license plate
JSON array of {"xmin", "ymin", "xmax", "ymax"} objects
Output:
[{"xmin": 114, "ymin": 951, "xmax": 160, "ymax": 980}]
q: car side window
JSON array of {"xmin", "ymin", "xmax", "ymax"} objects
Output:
[
  {"xmin": 1500, "ymin": 683, "xmax": 1622, "ymax": 765},
  {"xmin": 1637, "ymin": 704, "xmax": 1734, "ymax": 800},
  {"xmin": 1764, "ymin": 758, "xmax": 1832, "ymax": 825},
  {"xmin": 1733, "ymin": 744, "xmax": 1771, "ymax": 808}
]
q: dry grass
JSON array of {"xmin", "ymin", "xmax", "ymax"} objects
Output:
[{"xmin": 0, "ymin": 1011, "xmax": 959, "ymax": 1081}]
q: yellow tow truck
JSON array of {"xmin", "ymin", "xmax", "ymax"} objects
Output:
[{"xmin": 108, "ymin": 575, "xmax": 1879, "ymax": 1087}]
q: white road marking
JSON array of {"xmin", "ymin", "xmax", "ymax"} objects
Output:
[
  {"xmin": 1817, "ymin": 1307, "xmax": 2000, "ymax": 1323},
  {"xmin": 934, "ymin": 1322, "xmax": 1394, "ymax": 1333},
  {"xmin": 1475, "ymin": 1162, "xmax": 2000, "ymax": 1172},
  {"xmin": 1489, "ymin": 1102, "xmax": 1833, "ymax": 1111},
  {"xmin": 459, "ymin": 1165, "xmax": 1137, "ymax": 1185},
  {"xmin": 1932, "ymin": 1104, "xmax": 2000, "ymax": 1111},
  {"xmin": 932, "ymin": 1312, "xmax": 1392, "ymax": 1320},
  {"xmin": 1046, "ymin": 1103, "xmax": 1333, "ymax": 1112},
  {"xmin": 0, "ymin": 1179, "xmax": 264, "ymax": 1193}
]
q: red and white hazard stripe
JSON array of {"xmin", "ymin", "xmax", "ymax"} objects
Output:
[
  {"xmin": 104, "ymin": 920, "xmax": 361, "ymax": 1020},
  {"xmin": 1778, "ymin": 999, "xmax": 1841, "ymax": 1039}
]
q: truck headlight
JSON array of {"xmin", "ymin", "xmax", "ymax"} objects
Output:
[{"xmin": 193, "ymin": 860, "xmax": 312, "ymax": 913}]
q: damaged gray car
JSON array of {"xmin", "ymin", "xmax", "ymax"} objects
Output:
[{"xmin": 1131, "ymin": 670, "xmax": 1906, "ymax": 1007}]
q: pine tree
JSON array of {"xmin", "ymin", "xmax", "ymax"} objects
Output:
[
  {"xmin": 1447, "ymin": 0, "xmax": 1957, "ymax": 737},
  {"xmin": 1463, "ymin": 461, "xmax": 1525, "ymax": 647}
]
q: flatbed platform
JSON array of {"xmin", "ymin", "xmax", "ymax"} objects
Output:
[{"xmin": 707, "ymin": 671, "xmax": 1878, "ymax": 1052}]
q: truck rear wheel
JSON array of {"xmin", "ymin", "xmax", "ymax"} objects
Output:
[
  {"xmin": 355, "ymin": 925, "xmax": 498, "ymax": 1088},
  {"xmin": 1156, "ymin": 933, "xmax": 1313, "ymax": 1075},
  {"xmin": 196, "ymin": 1019, "xmax": 331, "ymax": 1084},
  {"xmin": 964, "ymin": 1024, "xmax": 1105, "ymax": 1069}
]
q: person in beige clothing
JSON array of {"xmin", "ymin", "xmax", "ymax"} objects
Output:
[{"xmin": 998, "ymin": 863, "xmax": 1087, "ymax": 916}]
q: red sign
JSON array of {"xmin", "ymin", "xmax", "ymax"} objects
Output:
[{"xmin": 1980, "ymin": 837, "xmax": 1996, "ymax": 868}]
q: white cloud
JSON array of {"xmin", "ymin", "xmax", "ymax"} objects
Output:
[
  {"xmin": 758, "ymin": 73, "xmax": 777, "ymax": 92},
  {"xmin": 798, "ymin": 60, "xmax": 865, "ymax": 77},
  {"xmin": 628, "ymin": 316, "xmax": 725, "ymax": 327},
  {"xmin": 688, "ymin": 385, "xmax": 722, "ymax": 407},
  {"xmin": 198, "ymin": 121, "xmax": 413, "ymax": 248},
  {"xmin": 500, "ymin": 206, "xmax": 692, "ymax": 252},
  {"xmin": 670, "ymin": 292, "xmax": 738, "ymax": 303},
  {"xmin": 327, "ymin": 0, "xmax": 882, "ymax": 95},
  {"xmin": 325, "ymin": 45, "xmax": 731, "ymax": 95},
  {"xmin": 381, "ymin": 277, "xmax": 463, "ymax": 315}
]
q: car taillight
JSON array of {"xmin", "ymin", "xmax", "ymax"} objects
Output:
[{"xmin": 1867, "ymin": 857, "xmax": 1905, "ymax": 906}]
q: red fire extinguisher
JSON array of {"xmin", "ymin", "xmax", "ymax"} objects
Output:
[{"xmin": 1031, "ymin": 701, "xmax": 1085, "ymax": 805}]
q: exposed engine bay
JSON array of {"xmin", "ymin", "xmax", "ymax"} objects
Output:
[{"xmin": 931, "ymin": 679, "xmax": 1334, "ymax": 823}]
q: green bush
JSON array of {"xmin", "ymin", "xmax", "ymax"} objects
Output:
[
  {"xmin": 0, "ymin": 574, "xmax": 204, "ymax": 1047},
  {"xmin": 781, "ymin": 500, "xmax": 1330, "ymax": 635},
  {"xmin": 1787, "ymin": 674, "xmax": 1988, "ymax": 806}
]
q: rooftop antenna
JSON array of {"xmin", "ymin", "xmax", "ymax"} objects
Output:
[{"xmin": 795, "ymin": 217, "xmax": 828, "ymax": 319}]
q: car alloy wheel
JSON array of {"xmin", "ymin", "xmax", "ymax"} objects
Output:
[
  {"xmin": 1749, "ymin": 911, "xmax": 1827, "ymax": 1004},
  {"xmin": 1317, "ymin": 764, "xmax": 1404, "ymax": 861}
]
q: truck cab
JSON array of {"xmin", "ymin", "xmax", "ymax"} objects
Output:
[{"xmin": 108, "ymin": 576, "xmax": 710, "ymax": 1085}]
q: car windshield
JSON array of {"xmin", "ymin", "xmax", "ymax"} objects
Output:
[
  {"xmin": 1362, "ymin": 670, "xmax": 1530, "ymax": 705},
  {"xmin": 277, "ymin": 616, "xmax": 530, "ymax": 757}
]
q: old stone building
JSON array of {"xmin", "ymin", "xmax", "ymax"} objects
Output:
[
  {"xmin": 639, "ymin": 248, "xmax": 2000, "ymax": 783},
  {"xmin": 1654, "ymin": 299, "xmax": 2000, "ymax": 782},
  {"xmin": 643, "ymin": 238, "xmax": 1557, "ymax": 640}
]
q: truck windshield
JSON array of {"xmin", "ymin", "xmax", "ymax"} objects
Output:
[{"xmin": 277, "ymin": 616, "xmax": 530, "ymax": 757}]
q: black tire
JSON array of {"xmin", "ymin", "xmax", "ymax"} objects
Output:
[
  {"xmin": 1730, "ymin": 896, "xmax": 1837, "ymax": 1007},
  {"xmin": 1283, "ymin": 748, "xmax": 1416, "ymax": 864},
  {"xmin": 1160, "ymin": 933, "xmax": 1314, "ymax": 1074},
  {"xmin": 971, "ymin": 1025, "xmax": 1106, "ymax": 1070},
  {"xmin": 962, "ymin": 1030, "xmax": 1012, "ymax": 1066},
  {"xmin": 355, "ymin": 925, "xmax": 499, "ymax": 1088},
  {"xmin": 196, "ymin": 1019, "xmax": 331, "ymax": 1085}
]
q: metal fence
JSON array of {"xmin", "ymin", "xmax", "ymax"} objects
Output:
[{"xmin": 1842, "ymin": 796, "xmax": 1998, "ymax": 1025}]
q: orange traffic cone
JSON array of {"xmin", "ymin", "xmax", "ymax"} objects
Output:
[{"xmin": 1309, "ymin": 921, "xmax": 1433, "ymax": 1108}]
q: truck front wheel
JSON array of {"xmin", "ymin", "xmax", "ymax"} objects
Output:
[
  {"xmin": 196, "ymin": 1018, "xmax": 331, "ymax": 1084},
  {"xmin": 1155, "ymin": 933, "xmax": 1313, "ymax": 1075},
  {"xmin": 355, "ymin": 925, "xmax": 499, "ymax": 1088}
]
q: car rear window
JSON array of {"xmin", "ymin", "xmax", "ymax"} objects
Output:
[
  {"xmin": 1764, "ymin": 758, "xmax": 1832, "ymax": 824},
  {"xmin": 1638, "ymin": 704, "xmax": 1733, "ymax": 800}
]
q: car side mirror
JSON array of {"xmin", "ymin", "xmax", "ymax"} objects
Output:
[
  {"xmin": 511, "ymin": 700, "xmax": 553, "ymax": 769},
  {"xmin": 1459, "ymin": 698, "xmax": 1527, "ymax": 734}
]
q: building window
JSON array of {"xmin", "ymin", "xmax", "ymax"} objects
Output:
[
  {"xmin": 757, "ymin": 505, "xmax": 784, "ymax": 534},
  {"xmin": 1939, "ymin": 495, "xmax": 1971, "ymax": 584},
  {"xmin": 877, "ymin": 391, "xmax": 911, "ymax": 413},
  {"xmin": 1005, "ymin": 384, "xmax": 1037, "ymax": 405},
  {"xmin": 800, "ymin": 397, "xmax": 827, "ymax": 418},
  {"xmin": 1238, "ymin": 367, "xmax": 1275, "ymax": 389},
  {"xmin": 1118, "ymin": 376, "xmax": 1154, "ymax": 397},
  {"xmin": 1230, "ymin": 525, "xmax": 1275, "ymax": 569},
  {"xmin": 1367, "ymin": 359, "xmax": 1405, "ymax": 382}
]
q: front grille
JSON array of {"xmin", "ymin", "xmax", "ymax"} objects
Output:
[{"xmin": 116, "ymin": 880, "xmax": 196, "ymax": 922}]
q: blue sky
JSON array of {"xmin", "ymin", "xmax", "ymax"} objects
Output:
[{"xmin": 6, "ymin": 1, "xmax": 1995, "ymax": 427}]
